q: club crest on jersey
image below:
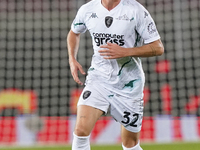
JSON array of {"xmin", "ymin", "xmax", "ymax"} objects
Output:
[{"xmin": 105, "ymin": 16, "xmax": 113, "ymax": 28}]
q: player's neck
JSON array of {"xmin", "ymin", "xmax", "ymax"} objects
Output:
[{"xmin": 101, "ymin": 0, "xmax": 121, "ymax": 11}]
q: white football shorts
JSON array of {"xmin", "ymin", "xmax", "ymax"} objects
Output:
[{"xmin": 77, "ymin": 82, "xmax": 144, "ymax": 133}]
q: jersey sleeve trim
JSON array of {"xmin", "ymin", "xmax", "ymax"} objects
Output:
[
  {"xmin": 71, "ymin": 23, "xmax": 86, "ymax": 34},
  {"xmin": 144, "ymin": 35, "xmax": 160, "ymax": 44},
  {"xmin": 71, "ymin": 5, "xmax": 87, "ymax": 34}
]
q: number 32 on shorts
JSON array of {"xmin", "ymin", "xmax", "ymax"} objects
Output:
[{"xmin": 121, "ymin": 111, "xmax": 141, "ymax": 127}]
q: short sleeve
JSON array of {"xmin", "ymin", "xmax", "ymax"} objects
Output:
[
  {"xmin": 135, "ymin": 4, "xmax": 160, "ymax": 44},
  {"xmin": 71, "ymin": 6, "xmax": 87, "ymax": 34}
]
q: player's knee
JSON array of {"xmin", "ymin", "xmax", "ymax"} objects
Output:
[
  {"xmin": 122, "ymin": 138, "xmax": 139, "ymax": 148},
  {"xmin": 74, "ymin": 127, "xmax": 90, "ymax": 136}
]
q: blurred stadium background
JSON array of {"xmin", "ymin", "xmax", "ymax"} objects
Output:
[{"xmin": 0, "ymin": 0, "xmax": 199, "ymax": 148}]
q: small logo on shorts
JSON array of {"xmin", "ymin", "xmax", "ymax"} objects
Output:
[{"xmin": 83, "ymin": 91, "xmax": 91, "ymax": 100}]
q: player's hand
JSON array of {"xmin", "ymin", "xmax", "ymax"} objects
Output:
[
  {"xmin": 69, "ymin": 59, "xmax": 86, "ymax": 85},
  {"xmin": 99, "ymin": 42, "xmax": 128, "ymax": 59}
]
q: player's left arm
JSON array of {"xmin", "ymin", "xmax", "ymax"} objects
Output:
[{"xmin": 99, "ymin": 39, "xmax": 164, "ymax": 59}]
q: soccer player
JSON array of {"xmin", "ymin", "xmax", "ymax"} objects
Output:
[{"xmin": 67, "ymin": 0, "xmax": 164, "ymax": 150}]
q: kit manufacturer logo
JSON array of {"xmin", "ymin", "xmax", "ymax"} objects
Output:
[{"xmin": 89, "ymin": 13, "xmax": 98, "ymax": 18}]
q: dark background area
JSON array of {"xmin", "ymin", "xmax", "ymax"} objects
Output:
[{"xmin": 0, "ymin": 0, "xmax": 199, "ymax": 116}]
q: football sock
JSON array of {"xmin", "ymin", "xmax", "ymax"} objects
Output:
[
  {"xmin": 72, "ymin": 132, "xmax": 91, "ymax": 150},
  {"xmin": 122, "ymin": 142, "xmax": 143, "ymax": 150}
]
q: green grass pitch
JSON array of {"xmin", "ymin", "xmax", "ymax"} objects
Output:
[{"xmin": 1, "ymin": 142, "xmax": 200, "ymax": 150}]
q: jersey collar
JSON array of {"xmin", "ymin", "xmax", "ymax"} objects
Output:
[{"xmin": 99, "ymin": 0, "xmax": 123, "ymax": 12}]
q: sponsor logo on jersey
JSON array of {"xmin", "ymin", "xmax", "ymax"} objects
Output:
[
  {"xmin": 93, "ymin": 33, "xmax": 125, "ymax": 46},
  {"xmin": 83, "ymin": 90, "xmax": 91, "ymax": 100},
  {"xmin": 116, "ymin": 14, "xmax": 130, "ymax": 21},
  {"xmin": 89, "ymin": 13, "xmax": 98, "ymax": 19},
  {"xmin": 148, "ymin": 22, "xmax": 156, "ymax": 34},
  {"xmin": 105, "ymin": 16, "xmax": 113, "ymax": 28}
]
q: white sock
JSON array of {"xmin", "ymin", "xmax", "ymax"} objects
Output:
[
  {"xmin": 72, "ymin": 132, "xmax": 91, "ymax": 150},
  {"xmin": 122, "ymin": 142, "xmax": 143, "ymax": 150}
]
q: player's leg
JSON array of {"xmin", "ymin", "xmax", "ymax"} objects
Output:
[
  {"xmin": 121, "ymin": 126, "xmax": 143, "ymax": 150},
  {"xmin": 108, "ymin": 93, "xmax": 144, "ymax": 150},
  {"xmin": 72, "ymin": 105, "xmax": 104, "ymax": 150},
  {"xmin": 74, "ymin": 105, "xmax": 104, "ymax": 136},
  {"xmin": 109, "ymin": 95, "xmax": 143, "ymax": 149}
]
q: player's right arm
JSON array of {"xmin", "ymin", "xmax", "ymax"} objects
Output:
[{"xmin": 67, "ymin": 30, "xmax": 86, "ymax": 85}]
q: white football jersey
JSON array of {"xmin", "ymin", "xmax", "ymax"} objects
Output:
[{"xmin": 71, "ymin": 0, "xmax": 160, "ymax": 98}]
